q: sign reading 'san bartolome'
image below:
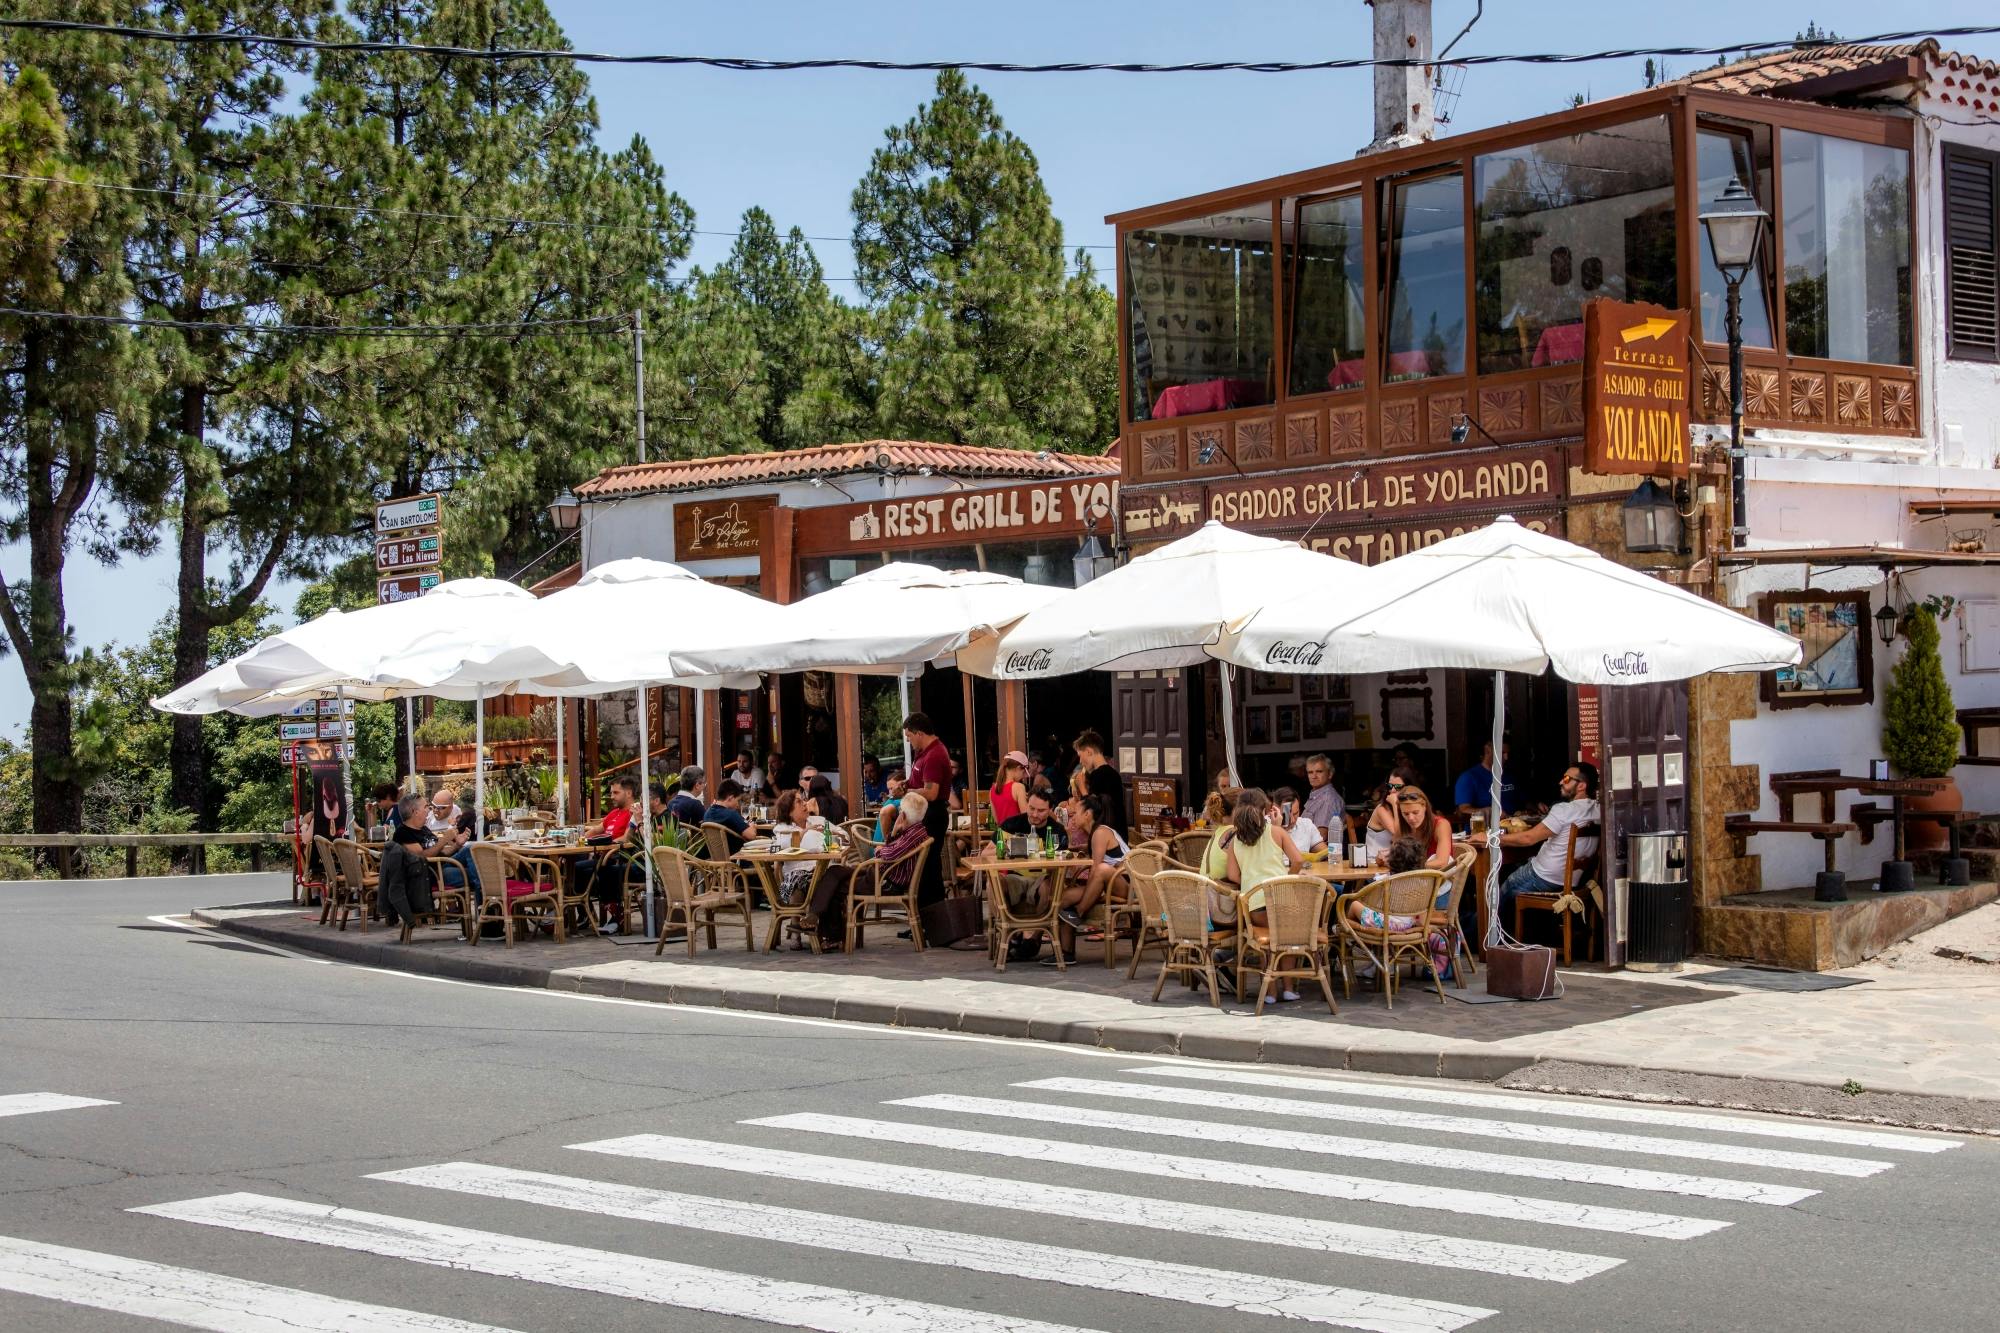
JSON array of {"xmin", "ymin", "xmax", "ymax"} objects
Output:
[{"xmin": 1583, "ymin": 298, "xmax": 1691, "ymax": 478}]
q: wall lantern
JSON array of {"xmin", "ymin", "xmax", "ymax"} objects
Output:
[
  {"xmin": 1073, "ymin": 500, "xmax": 1118, "ymax": 586},
  {"xmin": 1620, "ymin": 477, "xmax": 1683, "ymax": 555},
  {"xmin": 1875, "ymin": 599, "xmax": 1901, "ymax": 647},
  {"xmin": 546, "ymin": 488, "xmax": 582, "ymax": 533}
]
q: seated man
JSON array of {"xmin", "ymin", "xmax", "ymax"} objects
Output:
[
  {"xmin": 666, "ymin": 766, "xmax": 706, "ymax": 827},
  {"xmin": 802, "ymin": 792, "xmax": 931, "ymax": 945},
  {"xmin": 1453, "ymin": 742, "xmax": 1518, "ymax": 819},
  {"xmin": 1496, "ymin": 763, "xmax": 1600, "ymax": 922},
  {"xmin": 860, "ymin": 757, "xmax": 887, "ymax": 806},
  {"xmin": 703, "ymin": 778, "xmax": 751, "ymax": 851},
  {"xmin": 380, "ymin": 793, "xmax": 448, "ymax": 929},
  {"xmin": 994, "ymin": 790, "xmax": 1067, "ymax": 939},
  {"xmin": 1301, "ymin": 753, "xmax": 1345, "ymax": 840},
  {"xmin": 423, "ymin": 786, "xmax": 480, "ymax": 899},
  {"xmin": 1050, "ymin": 795, "xmax": 1129, "ymax": 966},
  {"xmin": 874, "ymin": 769, "xmax": 906, "ymax": 841},
  {"xmin": 575, "ymin": 776, "xmax": 639, "ymax": 930},
  {"xmin": 1268, "ymin": 785, "xmax": 1324, "ymax": 855}
]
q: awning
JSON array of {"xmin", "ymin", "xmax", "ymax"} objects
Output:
[{"xmin": 1719, "ymin": 544, "xmax": 2000, "ymax": 570}]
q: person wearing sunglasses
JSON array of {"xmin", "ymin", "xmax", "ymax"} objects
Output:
[{"xmin": 1363, "ymin": 762, "xmax": 1424, "ymax": 862}]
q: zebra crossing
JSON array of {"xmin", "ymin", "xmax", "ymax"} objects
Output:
[{"xmin": 0, "ymin": 1067, "xmax": 1963, "ymax": 1332}]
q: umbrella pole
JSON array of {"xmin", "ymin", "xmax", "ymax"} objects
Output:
[
  {"xmin": 403, "ymin": 697, "xmax": 416, "ymax": 792},
  {"xmin": 1487, "ymin": 670, "xmax": 1506, "ymax": 949},
  {"xmin": 337, "ymin": 686, "xmax": 353, "ymax": 838},
  {"xmin": 1217, "ymin": 663, "xmax": 1241, "ymax": 786},
  {"xmin": 899, "ymin": 674, "xmax": 912, "ymax": 772},
  {"xmin": 554, "ymin": 696, "xmax": 566, "ymax": 825},
  {"xmin": 637, "ymin": 685, "xmax": 657, "ymax": 938}
]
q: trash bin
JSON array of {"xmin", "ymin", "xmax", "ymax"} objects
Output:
[{"xmin": 1626, "ymin": 831, "xmax": 1690, "ymax": 972}]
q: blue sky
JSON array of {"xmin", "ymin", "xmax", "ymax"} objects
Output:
[{"xmin": 7, "ymin": 1, "xmax": 2000, "ymax": 738}]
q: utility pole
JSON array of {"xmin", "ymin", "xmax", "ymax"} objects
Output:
[{"xmin": 632, "ymin": 307, "xmax": 647, "ymax": 465}]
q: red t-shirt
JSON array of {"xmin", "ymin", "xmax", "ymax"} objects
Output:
[
  {"xmin": 911, "ymin": 739, "xmax": 953, "ymax": 809},
  {"xmin": 601, "ymin": 807, "xmax": 633, "ymax": 840}
]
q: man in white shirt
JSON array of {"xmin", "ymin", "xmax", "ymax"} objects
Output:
[
  {"xmin": 729, "ymin": 751, "xmax": 764, "ymax": 794},
  {"xmin": 1496, "ymin": 763, "xmax": 1600, "ymax": 920},
  {"xmin": 1269, "ymin": 786, "xmax": 1324, "ymax": 855}
]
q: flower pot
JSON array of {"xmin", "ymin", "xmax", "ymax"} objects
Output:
[
  {"xmin": 1904, "ymin": 775, "xmax": 1961, "ymax": 852},
  {"xmin": 414, "ymin": 743, "xmax": 479, "ymax": 771}
]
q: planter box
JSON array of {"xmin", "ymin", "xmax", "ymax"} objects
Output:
[
  {"xmin": 414, "ymin": 743, "xmax": 478, "ymax": 771},
  {"xmin": 487, "ymin": 738, "xmax": 553, "ymax": 765}
]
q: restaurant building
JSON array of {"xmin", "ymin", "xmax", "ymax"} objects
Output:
[{"xmin": 1105, "ymin": 13, "xmax": 2000, "ymax": 967}]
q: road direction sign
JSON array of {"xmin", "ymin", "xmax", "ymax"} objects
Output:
[
  {"xmin": 279, "ymin": 721, "xmax": 318, "ymax": 741},
  {"xmin": 317, "ymin": 719, "xmax": 355, "ymax": 740},
  {"xmin": 377, "ymin": 572, "xmax": 442, "ymax": 603},
  {"xmin": 376, "ymin": 533, "xmax": 442, "ymax": 574},
  {"xmin": 375, "ymin": 493, "xmax": 441, "ymax": 535}
]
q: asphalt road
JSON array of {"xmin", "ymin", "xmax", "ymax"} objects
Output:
[{"xmin": 3, "ymin": 874, "xmax": 1997, "ymax": 1333}]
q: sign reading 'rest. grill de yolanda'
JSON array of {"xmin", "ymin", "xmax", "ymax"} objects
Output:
[{"xmin": 1583, "ymin": 298, "xmax": 1691, "ymax": 479}]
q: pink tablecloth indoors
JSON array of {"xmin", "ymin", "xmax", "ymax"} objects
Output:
[{"xmin": 1151, "ymin": 377, "xmax": 1266, "ymax": 419}]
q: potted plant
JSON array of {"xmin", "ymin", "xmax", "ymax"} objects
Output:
[
  {"xmin": 412, "ymin": 716, "xmax": 477, "ymax": 770},
  {"xmin": 1883, "ymin": 602, "xmax": 1962, "ymax": 849}
]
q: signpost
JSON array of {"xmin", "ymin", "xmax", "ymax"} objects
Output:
[
  {"xmin": 1582, "ymin": 298, "xmax": 1692, "ymax": 478},
  {"xmin": 374, "ymin": 493, "xmax": 441, "ymax": 535},
  {"xmin": 375, "ymin": 532, "xmax": 443, "ymax": 574},
  {"xmin": 372, "ymin": 494, "xmax": 445, "ymax": 782},
  {"xmin": 376, "ymin": 571, "xmax": 442, "ymax": 604}
]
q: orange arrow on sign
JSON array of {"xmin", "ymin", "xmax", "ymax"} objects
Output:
[{"xmin": 1620, "ymin": 316, "xmax": 1679, "ymax": 344}]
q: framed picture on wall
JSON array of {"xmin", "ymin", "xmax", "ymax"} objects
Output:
[
  {"xmin": 1276, "ymin": 705, "xmax": 1300, "ymax": 745},
  {"xmin": 1249, "ymin": 670, "xmax": 1292, "ymax": 697},
  {"xmin": 1298, "ymin": 675, "xmax": 1323, "ymax": 702},
  {"xmin": 1380, "ymin": 687, "xmax": 1435, "ymax": 740},
  {"xmin": 1302, "ymin": 702, "xmax": 1328, "ymax": 739},
  {"xmin": 1244, "ymin": 706, "xmax": 1272, "ymax": 746},
  {"xmin": 1757, "ymin": 590, "xmax": 1873, "ymax": 709},
  {"xmin": 1326, "ymin": 674, "xmax": 1352, "ymax": 701},
  {"xmin": 1328, "ymin": 700, "xmax": 1354, "ymax": 732}
]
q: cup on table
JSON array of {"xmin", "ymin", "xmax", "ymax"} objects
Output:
[
  {"xmin": 1469, "ymin": 813, "xmax": 1487, "ymax": 836},
  {"xmin": 786, "ymin": 827, "xmax": 803, "ymax": 850}
]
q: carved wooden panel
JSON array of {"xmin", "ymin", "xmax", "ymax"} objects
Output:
[
  {"xmin": 1833, "ymin": 375, "xmax": 1872, "ymax": 427},
  {"xmin": 1743, "ymin": 369, "xmax": 1781, "ymax": 418},
  {"xmin": 1139, "ymin": 428, "xmax": 1180, "ymax": 476},
  {"xmin": 1234, "ymin": 416, "xmax": 1275, "ymax": 464},
  {"xmin": 1380, "ymin": 399, "xmax": 1419, "ymax": 449},
  {"xmin": 1479, "ymin": 385, "xmax": 1527, "ymax": 434},
  {"xmin": 1427, "ymin": 392, "xmax": 1466, "ymax": 445},
  {"xmin": 1188, "ymin": 424, "xmax": 1227, "ymax": 469},
  {"xmin": 1541, "ymin": 379, "xmax": 1584, "ymax": 432},
  {"xmin": 1328, "ymin": 405, "xmax": 1366, "ymax": 455},
  {"xmin": 1283, "ymin": 410, "xmax": 1321, "ymax": 459},
  {"xmin": 1701, "ymin": 368, "xmax": 1731, "ymax": 416},
  {"xmin": 1787, "ymin": 371, "xmax": 1826, "ymax": 423},
  {"xmin": 1878, "ymin": 377, "xmax": 1915, "ymax": 430}
]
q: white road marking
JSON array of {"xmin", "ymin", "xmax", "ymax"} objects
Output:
[
  {"xmin": 572, "ymin": 1133, "xmax": 1622, "ymax": 1283},
  {"xmin": 134, "ymin": 1192, "xmax": 1099, "ymax": 1333},
  {"xmin": 1123, "ymin": 1065, "xmax": 1960, "ymax": 1153},
  {"xmin": 747, "ymin": 1111, "xmax": 1723, "ymax": 1240},
  {"xmin": 0, "ymin": 1234, "xmax": 515, "ymax": 1332},
  {"xmin": 0, "ymin": 1093, "xmax": 116, "ymax": 1119},
  {"xmin": 1017, "ymin": 1077, "xmax": 1893, "ymax": 1178},
  {"xmin": 380, "ymin": 1160, "xmax": 1493, "ymax": 1333},
  {"xmin": 892, "ymin": 1093, "xmax": 1817, "ymax": 1207}
]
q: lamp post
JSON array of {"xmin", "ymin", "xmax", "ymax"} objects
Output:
[
  {"xmin": 546, "ymin": 488, "xmax": 582, "ymax": 533},
  {"xmin": 1699, "ymin": 178, "xmax": 1769, "ymax": 547}
]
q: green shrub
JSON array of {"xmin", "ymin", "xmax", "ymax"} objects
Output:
[
  {"xmin": 1883, "ymin": 606, "xmax": 1960, "ymax": 779},
  {"xmin": 413, "ymin": 716, "xmax": 473, "ymax": 747}
]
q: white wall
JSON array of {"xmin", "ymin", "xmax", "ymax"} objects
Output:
[{"xmin": 1918, "ymin": 96, "xmax": 2000, "ymax": 469}]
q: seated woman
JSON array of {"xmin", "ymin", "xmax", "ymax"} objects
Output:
[
  {"xmin": 1372, "ymin": 783, "xmax": 1455, "ymax": 871},
  {"xmin": 1048, "ymin": 795, "xmax": 1129, "ymax": 966},
  {"xmin": 768, "ymin": 789, "xmax": 827, "ymax": 909},
  {"xmin": 805, "ymin": 773, "xmax": 848, "ymax": 827},
  {"xmin": 989, "ymin": 751, "xmax": 1029, "ymax": 831},
  {"xmin": 1201, "ymin": 788, "xmax": 1304, "ymax": 931},
  {"xmin": 1362, "ymin": 763, "xmax": 1423, "ymax": 862},
  {"xmin": 1345, "ymin": 836, "xmax": 1457, "ymax": 980},
  {"xmin": 803, "ymin": 791, "xmax": 930, "ymax": 947}
]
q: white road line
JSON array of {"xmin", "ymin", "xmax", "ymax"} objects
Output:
[
  {"xmin": 133, "ymin": 1192, "xmax": 1099, "ymax": 1333},
  {"xmin": 0, "ymin": 1093, "xmax": 116, "ymax": 1119},
  {"xmin": 748, "ymin": 1112, "xmax": 1723, "ymax": 1241},
  {"xmin": 1017, "ymin": 1077, "xmax": 1893, "ymax": 1178},
  {"xmin": 1122, "ymin": 1065, "xmax": 1960, "ymax": 1153},
  {"xmin": 891, "ymin": 1093, "xmax": 1817, "ymax": 1207},
  {"xmin": 572, "ymin": 1133, "xmax": 1621, "ymax": 1284},
  {"xmin": 0, "ymin": 1234, "xmax": 516, "ymax": 1332},
  {"xmin": 380, "ymin": 1160, "xmax": 1493, "ymax": 1333}
]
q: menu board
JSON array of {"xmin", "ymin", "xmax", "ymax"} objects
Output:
[{"xmin": 1134, "ymin": 777, "xmax": 1179, "ymax": 841}]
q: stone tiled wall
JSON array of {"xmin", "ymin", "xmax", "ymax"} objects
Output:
[{"xmin": 1691, "ymin": 672, "xmax": 1764, "ymax": 951}]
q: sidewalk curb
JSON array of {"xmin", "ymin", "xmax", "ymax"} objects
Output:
[{"xmin": 193, "ymin": 908, "xmax": 1997, "ymax": 1125}]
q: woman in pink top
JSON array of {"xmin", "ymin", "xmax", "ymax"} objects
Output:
[{"xmin": 989, "ymin": 750, "xmax": 1029, "ymax": 827}]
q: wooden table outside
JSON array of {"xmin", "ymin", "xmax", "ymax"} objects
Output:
[
  {"xmin": 738, "ymin": 848, "xmax": 842, "ymax": 953},
  {"xmin": 964, "ymin": 853, "xmax": 1090, "ymax": 972}
]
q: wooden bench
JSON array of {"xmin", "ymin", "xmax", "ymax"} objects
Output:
[
  {"xmin": 1723, "ymin": 816, "xmax": 1857, "ymax": 875},
  {"xmin": 0, "ymin": 832, "xmax": 287, "ymax": 879}
]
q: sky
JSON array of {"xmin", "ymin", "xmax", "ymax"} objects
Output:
[{"xmin": 6, "ymin": 0, "xmax": 2000, "ymax": 739}]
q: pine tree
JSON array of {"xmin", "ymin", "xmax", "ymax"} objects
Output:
[
  {"xmin": 850, "ymin": 71, "xmax": 1115, "ymax": 452},
  {"xmin": 708, "ymin": 207, "xmax": 848, "ymax": 449},
  {"xmin": 1883, "ymin": 606, "xmax": 1960, "ymax": 779}
]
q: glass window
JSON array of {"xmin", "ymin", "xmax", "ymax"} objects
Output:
[
  {"xmin": 1780, "ymin": 131, "xmax": 1912, "ymax": 365},
  {"xmin": 1696, "ymin": 126, "xmax": 1776, "ymax": 348},
  {"xmin": 1382, "ymin": 173, "xmax": 1466, "ymax": 381},
  {"xmin": 1287, "ymin": 192, "xmax": 1366, "ymax": 394},
  {"xmin": 1473, "ymin": 117, "xmax": 1677, "ymax": 374},
  {"xmin": 1123, "ymin": 207, "xmax": 1276, "ymax": 421}
]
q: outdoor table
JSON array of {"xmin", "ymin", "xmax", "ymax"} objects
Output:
[
  {"xmin": 965, "ymin": 852, "xmax": 1090, "ymax": 972},
  {"xmin": 1858, "ymin": 777, "xmax": 1950, "ymax": 863},
  {"xmin": 738, "ymin": 848, "xmax": 841, "ymax": 953}
]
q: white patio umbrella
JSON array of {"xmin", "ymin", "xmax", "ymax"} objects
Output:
[
  {"xmin": 960, "ymin": 521, "xmax": 1362, "ymax": 781},
  {"xmin": 1213, "ymin": 516, "xmax": 1802, "ymax": 957}
]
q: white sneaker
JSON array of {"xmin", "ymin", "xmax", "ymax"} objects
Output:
[{"xmin": 1279, "ymin": 989, "xmax": 1301, "ymax": 1002}]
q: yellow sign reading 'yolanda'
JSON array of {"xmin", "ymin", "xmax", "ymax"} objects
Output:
[{"xmin": 1583, "ymin": 298, "xmax": 1691, "ymax": 478}]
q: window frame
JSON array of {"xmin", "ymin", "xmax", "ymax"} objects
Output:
[
  {"xmin": 1378, "ymin": 165, "xmax": 1471, "ymax": 386},
  {"xmin": 1284, "ymin": 187, "xmax": 1370, "ymax": 403},
  {"xmin": 1943, "ymin": 140, "xmax": 2000, "ymax": 365}
]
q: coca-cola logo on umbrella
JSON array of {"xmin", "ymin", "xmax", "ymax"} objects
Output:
[
  {"xmin": 1005, "ymin": 648, "xmax": 1055, "ymax": 674},
  {"xmin": 1264, "ymin": 640, "xmax": 1327, "ymax": 668},
  {"xmin": 1602, "ymin": 651, "xmax": 1651, "ymax": 678}
]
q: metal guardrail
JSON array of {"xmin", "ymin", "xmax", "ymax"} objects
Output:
[{"xmin": 0, "ymin": 832, "xmax": 289, "ymax": 878}]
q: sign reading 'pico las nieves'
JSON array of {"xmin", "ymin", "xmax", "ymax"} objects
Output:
[{"xmin": 1583, "ymin": 298, "xmax": 1692, "ymax": 479}]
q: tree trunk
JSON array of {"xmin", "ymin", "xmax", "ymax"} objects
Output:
[{"xmin": 169, "ymin": 382, "xmax": 212, "ymax": 828}]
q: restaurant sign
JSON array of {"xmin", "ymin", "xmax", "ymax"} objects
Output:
[
  {"xmin": 793, "ymin": 478, "xmax": 1118, "ymax": 556},
  {"xmin": 1582, "ymin": 298, "xmax": 1691, "ymax": 478},
  {"xmin": 674, "ymin": 494, "xmax": 776, "ymax": 561}
]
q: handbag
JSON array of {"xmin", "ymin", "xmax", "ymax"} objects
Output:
[{"xmin": 920, "ymin": 893, "xmax": 984, "ymax": 948}]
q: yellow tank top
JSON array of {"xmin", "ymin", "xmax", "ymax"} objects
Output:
[{"xmin": 1204, "ymin": 827, "xmax": 1292, "ymax": 911}]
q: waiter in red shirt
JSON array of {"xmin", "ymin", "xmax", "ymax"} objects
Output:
[{"xmin": 902, "ymin": 712, "xmax": 953, "ymax": 908}]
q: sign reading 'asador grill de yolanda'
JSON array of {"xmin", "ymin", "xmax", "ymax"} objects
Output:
[{"xmin": 1583, "ymin": 298, "xmax": 1692, "ymax": 479}]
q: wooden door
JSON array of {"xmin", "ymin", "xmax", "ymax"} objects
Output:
[
  {"xmin": 1600, "ymin": 680, "xmax": 1690, "ymax": 964},
  {"xmin": 1112, "ymin": 670, "xmax": 1188, "ymax": 837}
]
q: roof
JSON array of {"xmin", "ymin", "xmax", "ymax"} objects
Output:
[
  {"xmin": 1683, "ymin": 42, "xmax": 1928, "ymax": 98},
  {"xmin": 1720, "ymin": 544, "xmax": 2000, "ymax": 569},
  {"xmin": 575, "ymin": 440, "xmax": 1118, "ymax": 500}
]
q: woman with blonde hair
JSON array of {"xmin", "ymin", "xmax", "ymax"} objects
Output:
[
  {"xmin": 1201, "ymin": 787, "xmax": 1304, "ymax": 928},
  {"xmin": 1374, "ymin": 783, "xmax": 1455, "ymax": 870}
]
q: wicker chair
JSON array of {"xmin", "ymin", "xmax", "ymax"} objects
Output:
[
  {"xmin": 1169, "ymin": 829, "xmax": 1215, "ymax": 870},
  {"xmin": 700, "ymin": 820, "xmax": 744, "ymax": 863},
  {"xmin": 466, "ymin": 843, "xmax": 562, "ymax": 945},
  {"xmin": 1339, "ymin": 869, "xmax": 1449, "ymax": 1007},
  {"xmin": 1234, "ymin": 875, "xmax": 1338, "ymax": 1016},
  {"xmin": 379, "ymin": 843, "xmax": 466, "ymax": 944},
  {"xmin": 1150, "ymin": 870, "xmax": 1239, "ymax": 1008},
  {"xmin": 840, "ymin": 819, "xmax": 881, "ymax": 863},
  {"xmin": 651, "ymin": 845, "xmax": 755, "ymax": 957},
  {"xmin": 327, "ymin": 839, "xmax": 378, "ymax": 932},
  {"xmin": 1437, "ymin": 846, "xmax": 1479, "ymax": 986},
  {"xmin": 1121, "ymin": 845, "xmax": 1176, "ymax": 980},
  {"xmin": 846, "ymin": 835, "xmax": 934, "ymax": 953},
  {"xmin": 312, "ymin": 835, "xmax": 340, "ymax": 923}
]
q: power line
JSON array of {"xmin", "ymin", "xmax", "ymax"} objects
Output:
[
  {"xmin": 0, "ymin": 306, "xmax": 633, "ymax": 338},
  {"xmin": 2, "ymin": 19, "xmax": 1996, "ymax": 74}
]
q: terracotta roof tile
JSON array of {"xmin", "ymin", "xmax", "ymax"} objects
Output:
[
  {"xmin": 1682, "ymin": 41, "xmax": 1926, "ymax": 97},
  {"xmin": 575, "ymin": 440, "xmax": 1117, "ymax": 499}
]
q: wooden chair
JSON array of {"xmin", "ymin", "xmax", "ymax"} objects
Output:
[
  {"xmin": 1338, "ymin": 869, "xmax": 1449, "ymax": 1007},
  {"xmin": 312, "ymin": 835, "xmax": 340, "ymax": 923},
  {"xmin": 414, "ymin": 851, "xmax": 472, "ymax": 945},
  {"xmin": 1511, "ymin": 823, "xmax": 1600, "ymax": 965},
  {"xmin": 1437, "ymin": 846, "xmax": 1479, "ymax": 986},
  {"xmin": 328, "ymin": 839, "xmax": 378, "ymax": 932},
  {"xmin": 982, "ymin": 855, "xmax": 1063, "ymax": 973},
  {"xmin": 1121, "ymin": 846, "xmax": 1175, "ymax": 980},
  {"xmin": 1169, "ymin": 829, "xmax": 1214, "ymax": 870},
  {"xmin": 1235, "ymin": 875, "xmax": 1339, "ymax": 1016},
  {"xmin": 846, "ymin": 835, "xmax": 934, "ymax": 953},
  {"xmin": 465, "ymin": 843, "xmax": 561, "ymax": 946},
  {"xmin": 651, "ymin": 845, "xmax": 755, "ymax": 957},
  {"xmin": 1150, "ymin": 870, "xmax": 1238, "ymax": 1009}
]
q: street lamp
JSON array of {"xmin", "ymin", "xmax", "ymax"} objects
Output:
[
  {"xmin": 1699, "ymin": 177, "xmax": 1769, "ymax": 547},
  {"xmin": 1621, "ymin": 477, "xmax": 1684, "ymax": 555},
  {"xmin": 1875, "ymin": 599, "xmax": 1900, "ymax": 647},
  {"xmin": 1073, "ymin": 499, "xmax": 1118, "ymax": 586},
  {"xmin": 546, "ymin": 488, "xmax": 582, "ymax": 533}
]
